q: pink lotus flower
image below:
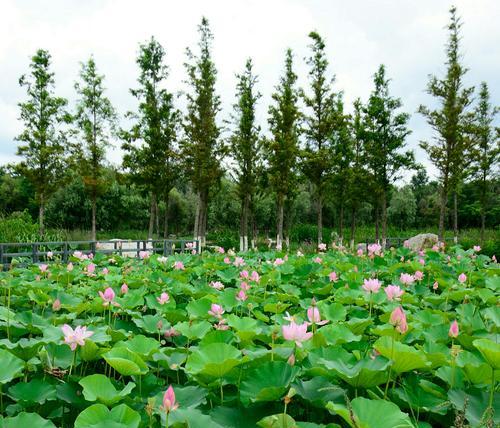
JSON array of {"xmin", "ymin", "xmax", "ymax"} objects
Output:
[
  {"xmin": 400, "ymin": 273, "xmax": 415, "ymax": 285},
  {"xmin": 233, "ymin": 257, "xmax": 245, "ymax": 267},
  {"xmin": 389, "ymin": 306, "xmax": 408, "ymax": 334},
  {"xmin": 458, "ymin": 273, "xmax": 467, "ymax": 284},
  {"xmin": 473, "ymin": 245, "xmax": 481, "ymax": 252},
  {"xmin": 329, "ymin": 272, "xmax": 338, "ymax": 282},
  {"xmin": 121, "ymin": 283, "xmax": 129, "ymax": 294},
  {"xmin": 164, "ymin": 327, "xmax": 180, "ymax": 338},
  {"xmin": 414, "ymin": 270, "xmax": 424, "ymax": 281},
  {"xmin": 432, "ymin": 244, "xmax": 439, "ymax": 251},
  {"xmin": 40, "ymin": 264, "xmax": 48, "ymax": 273},
  {"xmin": 403, "ymin": 240, "xmax": 410, "ymax": 248},
  {"xmin": 217, "ymin": 246, "xmax": 225, "ymax": 254},
  {"xmin": 102, "ymin": 267, "xmax": 109, "ymax": 275},
  {"xmin": 357, "ymin": 248, "xmax": 364, "ymax": 256},
  {"xmin": 240, "ymin": 270, "xmax": 249, "ymax": 279},
  {"xmin": 99, "ymin": 287, "xmax": 119, "ymax": 307},
  {"xmin": 173, "ymin": 261, "xmax": 184, "ymax": 270},
  {"xmin": 385, "ymin": 285, "xmax": 404, "ymax": 301},
  {"xmin": 306, "ymin": 307, "xmax": 328, "ymax": 326},
  {"xmin": 433, "ymin": 281, "xmax": 439, "ymax": 290},
  {"xmin": 493, "ymin": 255, "xmax": 497, "ymax": 263},
  {"xmin": 47, "ymin": 251, "xmax": 53, "ymax": 259},
  {"xmin": 161, "ymin": 385, "xmax": 179, "ymax": 413},
  {"xmin": 215, "ymin": 318, "xmax": 229, "ymax": 330},
  {"xmin": 449, "ymin": 320, "xmax": 459, "ymax": 338},
  {"xmin": 186, "ymin": 242, "xmax": 195, "ymax": 250},
  {"xmin": 318, "ymin": 243, "xmax": 327, "ymax": 252},
  {"xmin": 362, "ymin": 278, "xmax": 381, "ymax": 293},
  {"xmin": 313, "ymin": 257, "xmax": 322, "ymax": 264},
  {"xmin": 208, "ymin": 303, "xmax": 224, "ymax": 318},
  {"xmin": 418, "ymin": 250, "xmax": 425, "ymax": 257},
  {"xmin": 250, "ymin": 271, "xmax": 260, "ymax": 282},
  {"xmin": 52, "ymin": 299, "xmax": 61, "ymax": 311},
  {"xmin": 236, "ymin": 290, "xmax": 248, "ymax": 302},
  {"xmin": 86, "ymin": 263, "xmax": 96, "ymax": 275},
  {"xmin": 157, "ymin": 292, "xmax": 170, "ymax": 305},
  {"xmin": 274, "ymin": 258, "xmax": 285, "ymax": 266},
  {"xmin": 223, "ymin": 257, "xmax": 231, "ymax": 264},
  {"xmin": 368, "ymin": 243, "xmax": 382, "ymax": 256},
  {"xmin": 419, "ymin": 258, "xmax": 425, "ymax": 266},
  {"xmin": 139, "ymin": 251, "xmax": 150, "ymax": 259},
  {"xmin": 67, "ymin": 262, "xmax": 74, "ymax": 272},
  {"xmin": 210, "ymin": 281, "xmax": 224, "ymax": 290},
  {"xmin": 282, "ymin": 321, "xmax": 313, "ymax": 347},
  {"xmin": 240, "ymin": 281, "xmax": 250, "ymax": 291},
  {"xmin": 61, "ymin": 324, "xmax": 94, "ymax": 351}
]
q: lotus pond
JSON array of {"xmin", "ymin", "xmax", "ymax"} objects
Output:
[{"xmin": 0, "ymin": 244, "xmax": 498, "ymax": 428}]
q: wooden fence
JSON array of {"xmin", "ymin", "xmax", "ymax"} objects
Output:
[{"xmin": 0, "ymin": 239, "xmax": 199, "ymax": 268}]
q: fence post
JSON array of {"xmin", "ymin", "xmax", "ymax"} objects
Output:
[
  {"xmin": 91, "ymin": 241, "xmax": 96, "ymax": 257},
  {"xmin": 0, "ymin": 244, "xmax": 3, "ymax": 267},
  {"xmin": 136, "ymin": 241, "xmax": 140, "ymax": 258},
  {"xmin": 32, "ymin": 243, "xmax": 39, "ymax": 264},
  {"xmin": 180, "ymin": 240, "xmax": 185, "ymax": 253},
  {"xmin": 163, "ymin": 240, "xmax": 167, "ymax": 256},
  {"xmin": 63, "ymin": 242, "xmax": 68, "ymax": 263}
]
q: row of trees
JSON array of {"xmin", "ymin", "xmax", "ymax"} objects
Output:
[{"xmin": 12, "ymin": 7, "xmax": 499, "ymax": 249}]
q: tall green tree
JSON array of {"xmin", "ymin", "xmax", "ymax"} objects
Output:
[
  {"xmin": 16, "ymin": 49, "xmax": 69, "ymax": 235},
  {"xmin": 74, "ymin": 57, "xmax": 116, "ymax": 241},
  {"xmin": 266, "ymin": 49, "xmax": 301, "ymax": 249},
  {"xmin": 231, "ymin": 58, "xmax": 262, "ymax": 252},
  {"xmin": 122, "ymin": 37, "xmax": 180, "ymax": 240},
  {"xmin": 418, "ymin": 6, "xmax": 474, "ymax": 241},
  {"xmin": 470, "ymin": 82, "xmax": 499, "ymax": 244},
  {"xmin": 183, "ymin": 17, "xmax": 224, "ymax": 246},
  {"xmin": 301, "ymin": 31, "xmax": 338, "ymax": 244},
  {"xmin": 363, "ymin": 64, "xmax": 413, "ymax": 247}
]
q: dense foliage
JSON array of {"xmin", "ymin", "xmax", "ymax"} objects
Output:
[{"xmin": 0, "ymin": 244, "xmax": 498, "ymax": 427}]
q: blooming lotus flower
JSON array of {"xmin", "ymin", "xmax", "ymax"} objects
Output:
[
  {"xmin": 161, "ymin": 385, "xmax": 179, "ymax": 413},
  {"xmin": 99, "ymin": 287, "xmax": 119, "ymax": 307},
  {"xmin": 157, "ymin": 292, "xmax": 170, "ymax": 305},
  {"xmin": 329, "ymin": 272, "xmax": 338, "ymax": 282},
  {"xmin": 47, "ymin": 251, "xmax": 53, "ymax": 259},
  {"xmin": 233, "ymin": 257, "xmax": 245, "ymax": 267},
  {"xmin": 228, "ymin": 249, "xmax": 236, "ymax": 256},
  {"xmin": 139, "ymin": 251, "xmax": 150, "ymax": 259},
  {"xmin": 186, "ymin": 242, "xmax": 195, "ymax": 250},
  {"xmin": 313, "ymin": 257, "xmax": 322, "ymax": 264},
  {"xmin": 493, "ymin": 255, "xmax": 497, "ymax": 263},
  {"xmin": 62, "ymin": 324, "xmax": 94, "ymax": 351},
  {"xmin": 216, "ymin": 246, "xmax": 225, "ymax": 254},
  {"xmin": 389, "ymin": 306, "xmax": 408, "ymax": 334},
  {"xmin": 40, "ymin": 264, "xmax": 48, "ymax": 273},
  {"xmin": 282, "ymin": 321, "xmax": 313, "ymax": 347},
  {"xmin": 215, "ymin": 318, "xmax": 229, "ymax": 330},
  {"xmin": 208, "ymin": 303, "xmax": 225, "ymax": 318},
  {"xmin": 449, "ymin": 320, "xmax": 459, "ymax": 338},
  {"xmin": 362, "ymin": 278, "xmax": 381, "ymax": 293},
  {"xmin": 121, "ymin": 283, "xmax": 129, "ymax": 294},
  {"xmin": 102, "ymin": 267, "xmax": 109, "ymax": 275},
  {"xmin": 472, "ymin": 245, "xmax": 481, "ymax": 252},
  {"xmin": 210, "ymin": 281, "xmax": 224, "ymax": 290},
  {"xmin": 240, "ymin": 281, "xmax": 250, "ymax": 291},
  {"xmin": 223, "ymin": 257, "xmax": 231, "ymax": 264},
  {"xmin": 318, "ymin": 243, "xmax": 327, "ymax": 252},
  {"xmin": 458, "ymin": 273, "xmax": 467, "ymax": 284},
  {"xmin": 158, "ymin": 256, "xmax": 168, "ymax": 263},
  {"xmin": 419, "ymin": 258, "xmax": 425, "ymax": 266},
  {"xmin": 240, "ymin": 270, "xmax": 249, "ymax": 279},
  {"xmin": 385, "ymin": 285, "xmax": 404, "ymax": 301},
  {"xmin": 250, "ymin": 271, "xmax": 260, "ymax": 282},
  {"xmin": 164, "ymin": 327, "xmax": 180, "ymax": 338},
  {"xmin": 52, "ymin": 299, "xmax": 61, "ymax": 311},
  {"xmin": 87, "ymin": 263, "xmax": 96, "ymax": 275},
  {"xmin": 274, "ymin": 258, "xmax": 285, "ymax": 266},
  {"xmin": 368, "ymin": 243, "xmax": 382, "ymax": 256},
  {"xmin": 306, "ymin": 307, "xmax": 328, "ymax": 326},
  {"xmin": 414, "ymin": 270, "xmax": 424, "ymax": 281},
  {"xmin": 357, "ymin": 248, "xmax": 364, "ymax": 256},
  {"xmin": 433, "ymin": 281, "xmax": 439, "ymax": 290},
  {"xmin": 173, "ymin": 261, "xmax": 184, "ymax": 270},
  {"xmin": 400, "ymin": 273, "xmax": 415, "ymax": 285},
  {"xmin": 236, "ymin": 290, "xmax": 248, "ymax": 302},
  {"xmin": 403, "ymin": 240, "xmax": 410, "ymax": 248},
  {"xmin": 418, "ymin": 250, "xmax": 425, "ymax": 257}
]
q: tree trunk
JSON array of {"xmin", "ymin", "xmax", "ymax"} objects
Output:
[
  {"xmin": 276, "ymin": 194, "xmax": 284, "ymax": 250},
  {"xmin": 194, "ymin": 192, "xmax": 200, "ymax": 240},
  {"xmin": 381, "ymin": 190, "xmax": 387, "ymax": 249},
  {"xmin": 155, "ymin": 198, "xmax": 160, "ymax": 237},
  {"xmin": 91, "ymin": 192, "xmax": 97, "ymax": 241},
  {"xmin": 196, "ymin": 189, "xmax": 208, "ymax": 247},
  {"xmin": 339, "ymin": 201, "xmax": 344, "ymax": 245},
  {"xmin": 350, "ymin": 206, "xmax": 357, "ymax": 249},
  {"xmin": 163, "ymin": 194, "xmax": 170, "ymax": 239},
  {"xmin": 453, "ymin": 191, "xmax": 458, "ymax": 244},
  {"xmin": 39, "ymin": 192, "xmax": 45, "ymax": 237},
  {"xmin": 375, "ymin": 203, "xmax": 379, "ymax": 242},
  {"xmin": 438, "ymin": 181, "xmax": 448, "ymax": 242},
  {"xmin": 317, "ymin": 191, "xmax": 323, "ymax": 245},
  {"xmin": 148, "ymin": 193, "xmax": 156, "ymax": 240},
  {"xmin": 240, "ymin": 194, "xmax": 250, "ymax": 252},
  {"xmin": 250, "ymin": 197, "xmax": 257, "ymax": 249}
]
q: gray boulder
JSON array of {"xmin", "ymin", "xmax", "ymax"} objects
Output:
[{"xmin": 405, "ymin": 233, "xmax": 438, "ymax": 251}]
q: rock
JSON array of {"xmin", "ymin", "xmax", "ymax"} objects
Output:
[{"xmin": 405, "ymin": 233, "xmax": 438, "ymax": 251}]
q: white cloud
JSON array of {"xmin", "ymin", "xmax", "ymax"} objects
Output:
[{"xmin": 0, "ymin": 0, "xmax": 498, "ymax": 182}]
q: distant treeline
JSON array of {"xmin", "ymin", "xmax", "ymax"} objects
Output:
[{"xmin": 2, "ymin": 7, "xmax": 498, "ymax": 250}]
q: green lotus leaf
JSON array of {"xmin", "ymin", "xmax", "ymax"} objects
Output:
[
  {"xmin": 74, "ymin": 403, "xmax": 141, "ymax": 428},
  {"xmin": 187, "ymin": 298, "xmax": 213, "ymax": 318},
  {"xmin": 473, "ymin": 338, "xmax": 500, "ymax": 370},
  {"xmin": 456, "ymin": 350, "xmax": 496, "ymax": 384},
  {"xmin": 448, "ymin": 388, "xmax": 500, "ymax": 427},
  {"xmin": 326, "ymin": 397, "xmax": 415, "ymax": 428},
  {"xmin": 0, "ymin": 348, "xmax": 25, "ymax": 384},
  {"xmin": 374, "ymin": 336, "xmax": 429, "ymax": 374},
  {"xmin": 8, "ymin": 378, "xmax": 56, "ymax": 404},
  {"xmin": 79, "ymin": 374, "xmax": 135, "ymax": 406},
  {"xmin": 185, "ymin": 343, "xmax": 241, "ymax": 378},
  {"xmin": 292, "ymin": 376, "xmax": 345, "ymax": 407},
  {"xmin": 240, "ymin": 361, "xmax": 299, "ymax": 405},
  {"xmin": 166, "ymin": 407, "xmax": 223, "ymax": 428},
  {"xmin": 393, "ymin": 375, "xmax": 450, "ymax": 415},
  {"xmin": 103, "ymin": 347, "xmax": 148, "ymax": 376},
  {"xmin": 0, "ymin": 412, "xmax": 56, "ymax": 428},
  {"xmin": 132, "ymin": 314, "xmax": 165, "ymax": 334},
  {"xmin": 120, "ymin": 334, "xmax": 160, "ymax": 358},
  {"xmin": 226, "ymin": 315, "xmax": 261, "ymax": 342},
  {"xmin": 175, "ymin": 320, "xmax": 213, "ymax": 340},
  {"xmin": 257, "ymin": 413, "xmax": 297, "ymax": 428}
]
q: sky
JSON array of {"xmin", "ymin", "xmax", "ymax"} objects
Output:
[{"xmin": 0, "ymin": 0, "xmax": 498, "ymax": 181}]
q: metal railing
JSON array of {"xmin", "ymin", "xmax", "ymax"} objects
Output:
[{"xmin": 0, "ymin": 239, "xmax": 199, "ymax": 268}]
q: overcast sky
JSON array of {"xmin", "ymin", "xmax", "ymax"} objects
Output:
[{"xmin": 0, "ymin": 0, "xmax": 498, "ymax": 181}]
